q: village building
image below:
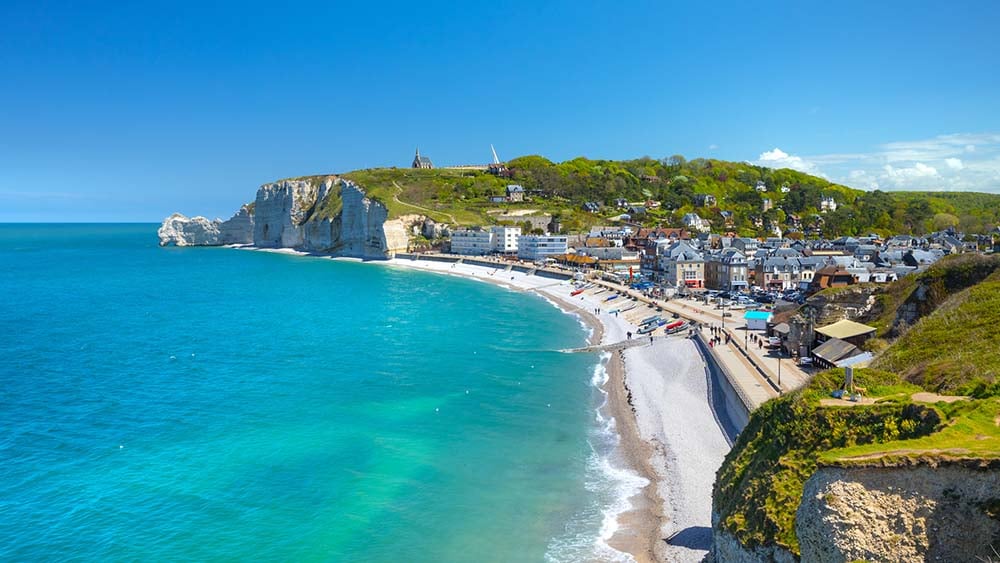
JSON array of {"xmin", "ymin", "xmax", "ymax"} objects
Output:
[
  {"xmin": 505, "ymin": 184, "xmax": 525, "ymax": 202},
  {"xmin": 694, "ymin": 194, "xmax": 717, "ymax": 207},
  {"xmin": 810, "ymin": 265, "xmax": 857, "ymax": 291},
  {"xmin": 491, "ymin": 226, "xmax": 521, "ymax": 254},
  {"xmin": 412, "ymin": 148, "xmax": 433, "ymax": 169},
  {"xmin": 517, "ymin": 235, "xmax": 568, "ymax": 261},
  {"xmin": 705, "ymin": 248, "xmax": 749, "ymax": 290},
  {"xmin": 449, "ymin": 228, "xmax": 492, "ymax": 255},
  {"xmin": 658, "ymin": 241, "xmax": 705, "ymax": 289},
  {"xmin": 744, "ymin": 310, "xmax": 773, "ymax": 331}
]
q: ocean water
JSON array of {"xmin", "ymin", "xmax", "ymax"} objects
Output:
[{"xmin": 0, "ymin": 224, "xmax": 636, "ymax": 562}]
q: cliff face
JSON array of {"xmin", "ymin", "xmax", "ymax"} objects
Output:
[
  {"xmin": 160, "ymin": 177, "xmax": 416, "ymax": 258},
  {"xmin": 253, "ymin": 178, "xmax": 329, "ymax": 248},
  {"xmin": 219, "ymin": 204, "xmax": 255, "ymax": 244},
  {"xmin": 797, "ymin": 462, "xmax": 1000, "ymax": 562}
]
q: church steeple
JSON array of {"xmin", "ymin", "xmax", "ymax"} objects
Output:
[{"xmin": 412, "ymin": 147, "xmax": 433, "ymax": 169}]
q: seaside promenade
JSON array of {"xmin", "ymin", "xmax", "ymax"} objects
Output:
[{"xmin": 589, "ymin": 279, "xmax": 812, "ymax": 410}]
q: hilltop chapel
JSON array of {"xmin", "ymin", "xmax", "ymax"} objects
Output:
[{"xmin": 412, "ymin": 148, "xmax": 433, "ymax": 169}]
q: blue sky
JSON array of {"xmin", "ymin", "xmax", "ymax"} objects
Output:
[{"xmin": 2, "ymin": 1, "xmax": 999, "ymax": 221}]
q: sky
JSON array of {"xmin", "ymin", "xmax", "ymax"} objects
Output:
[{"xmin": 2, "ymin": 1, "xmax": 999, "ymax": 221}]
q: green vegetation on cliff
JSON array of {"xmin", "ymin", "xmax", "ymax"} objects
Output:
[
  {"xmin": 716, "ymin": 258, "xmax": 1000, "ymax": 555},
  {"xmin": 874, "ymin": 269, "xmax": 1000, "ymax": 394},
  {"xmin": 714, "ymin": 367, "xmax": 1000, "ymax": 554},
  {"xmin": 284, "ymin": 155, "xmax": 1000, "ymax": 236}
]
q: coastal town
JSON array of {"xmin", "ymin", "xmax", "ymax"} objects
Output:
[
  {"xmin": 154, "ymin": 147, "xmax": 1000, "ymax": 562},
  {"xmin": 410, "ymin": 160, "xmax": 997, "ymax": 389}
]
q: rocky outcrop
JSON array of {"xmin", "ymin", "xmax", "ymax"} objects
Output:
[
  {"xmin": 218, "ymin": 204, "xmax": 254, "ymax": 244},
  {"xmin": 161, "ymin": 176, "xmax": 419, "ymax": 258},
  {"xmin": 796, "ymin": 462, "xmax": 1000, "ymax": 562},
  {"xmin": 803, "ymin": 284, "xmax": 880, "ymax": 326},
  {"xmin": 158, "ymin": 205, "xmax": 255, "ymax": 246},
  {"xmin": 158, "ymin": 213, "xmax": 222, "ymax": 246},
  {"xmin": 711, "ymin": 528, "xmax": 796, "ymax": 563}
]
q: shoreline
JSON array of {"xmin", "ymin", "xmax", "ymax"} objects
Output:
[{"xmin": 234, "ymin": 247, "xmax": 728, "ymax": 562}]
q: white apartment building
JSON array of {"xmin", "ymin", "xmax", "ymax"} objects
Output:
[
  {"xmin": 450, "ymin": 229, "xmax": 493, "ymax": 255},
  {"xmin": 517, "ymin": 235, "xmax": 568, "ymax": 261},
  {"xmin": 491, "ymin": 226, "xmax": 521, "ymax": 254}
]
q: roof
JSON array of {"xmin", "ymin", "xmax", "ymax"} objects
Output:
[
  {"xmin": 744, "ymin": 311, "xmax": 773, "ymax": 321},
  {"xmin": 815, "ymin": 319, "xmax": 877, "ymax": 340},
  {"xmin": 836, "ymin": 352, "xmax": 875, "ymax": 368},
  {"xmin": 812, "ymin": 337, "xmax": 862, "ymax": 363},
  {"xmin": 773, "ymin": 322, "xmax": 791, "ymax": 335}
]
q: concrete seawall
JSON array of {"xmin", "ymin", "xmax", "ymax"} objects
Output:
[{"xmin": 692, "ymin": 332, "xmax": 750, "ymax": 436}]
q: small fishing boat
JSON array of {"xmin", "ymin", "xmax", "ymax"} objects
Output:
[
  {"xmin": 604, "ymin": 294, "xmax": 619, "ymax": 302},
  {"xmin": 663, "ymin": 320, "xmax": 686, "ymax": 334},
  {"xmin": 640, "ymin": 314, "xmax": 660, "ymax": 325},
  {"xmin": 570, "ymin": 288, "xmax": 586, "ymax": 296},
  {"xmin": 637, "ymin": 319, "xmax": 666, "ymax": 335}
]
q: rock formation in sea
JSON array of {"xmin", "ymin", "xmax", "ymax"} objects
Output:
[
  {"xmin": 160, "ymin": 177, "xmax": 418, "ymax": 258},
  {"xmin": 158, "ymin": 213, "xmax": 222, "ymax": 246},
  {"xmin": 158, "ymin": 205, "xmax": 255, "ymax": 247}
]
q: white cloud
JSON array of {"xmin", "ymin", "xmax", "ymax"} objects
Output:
[
  {"xmin": 756, "ymin": 148, "xmax": 823, "ymax": 176},
  {"xmin": 882, "ymin": 163, "xmax": 939, "ymax": 181},
  {"xmin": 708, "ymin": 144, "xmax": 719, "ymax": 150},
  {"xmin": 753, "ymin": 133, "xmax": 1000, "ymax": 193}
]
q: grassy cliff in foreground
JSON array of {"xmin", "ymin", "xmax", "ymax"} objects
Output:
[
  {"xmin": 715, "ymin": 260, "xmax": 1000, "ymax": 555},
  {"xmin": 714, "ymin": 367, "xmax": 1000, "ymax": 554},
  {"xmin": 281, "ymin": 156, "xmax": 1000, "ymax": 236}
]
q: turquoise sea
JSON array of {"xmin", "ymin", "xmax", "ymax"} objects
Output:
[{"xmin": 0, "ymin": 224, "xmax": 636, "ymax": 562}]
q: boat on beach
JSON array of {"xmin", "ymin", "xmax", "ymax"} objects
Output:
[
  {"xmin": 637, "ymin": 319, "xmax": 666, "ymax": 335},
  {"xmin": 640, "ymin": 314, "xmax": 661, "ymax": 325},
  {"xmin": 664, "ymin": 320, "xmax": 687, "ymax": 334}
]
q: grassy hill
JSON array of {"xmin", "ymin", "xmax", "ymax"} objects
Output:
[
  {"xmin": 281, "ymin": 155, "xmax": 1000, "ymax": 236},
  {"xmin": 874, "ymin": 268, "xmax": 1000, "ymax": 395},
  {"xmin": 714, "ymin": 258, "xmax": 1000, "ymax": 555}
]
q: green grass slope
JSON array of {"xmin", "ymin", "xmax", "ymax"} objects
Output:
[
  {"xmin": 276, "ymin": 155, "xmax": 1000, "ymax": 235},
  {"xmin": 714, "ymin": 367, "xmax": 1000, "ymax": 555},
  {"xmin": 716, "ymin": 261, "xmax": 1000, "ymax": 555},
  {"xmin": 873, "ymin": 269, "xmax": 1000, "ymax": 394},
  {"xmin": 864, "ymin": 253, "xmax": 1000, "ymax": 338}
]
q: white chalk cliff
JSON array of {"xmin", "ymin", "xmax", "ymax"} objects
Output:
[
  {"xmin": 160, "ymin": 177, "xmax": 418, "ymax": 258},
  {"xmin": 158, "ymin": 205, "xmax": 255, "ymax": 247}
]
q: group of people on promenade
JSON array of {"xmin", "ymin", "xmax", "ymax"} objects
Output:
[{"xmin": 706, "ymin": 325, "xmax": 730, "ymax": 348}]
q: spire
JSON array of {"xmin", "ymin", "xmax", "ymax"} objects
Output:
[{"xmin": 415, "ymin": 147, "xmax": 420, "ymax": 158}]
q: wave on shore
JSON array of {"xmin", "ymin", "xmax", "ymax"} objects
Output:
[{"xmin": 545, "ymin": 357, "xmax": 649, "ymax": 562}]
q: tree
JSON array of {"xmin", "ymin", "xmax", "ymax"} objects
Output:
[
  {"xmin": 904, "ymin": 200, "xmax": 933, "ymax": 233},
  {"xmin": 931, "ymin": 213, "xmax": 959, "ymax": 231},
  {"xmin": 663, "ymin": 154, "xmax": 686, "ymax": 168}
]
